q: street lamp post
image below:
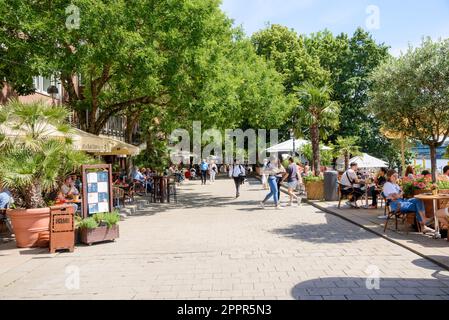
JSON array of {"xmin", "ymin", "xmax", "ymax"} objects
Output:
[{"xmin": 289, "ymin": 128, "xmax": 295, "ymax": 158}]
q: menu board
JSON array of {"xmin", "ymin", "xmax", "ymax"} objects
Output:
[{"xmin": 81, "ymin": 165, "xmax": 113, "ymax": 218}]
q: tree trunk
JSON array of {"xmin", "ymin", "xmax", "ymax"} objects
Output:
[
  {"xmin": 310, "ymin": 124, "xmax": 320, "ymax": 176},
  {"xmin": 344, "ymin": 152, "xmax": 349, "ymax": 171},
  {"xmin": 24, "ymin": 183, "xmax": 46, "ymax": 209},
  {"xmin": 429, "ymin": 143, "xmax": 437, "ymax": 182}
]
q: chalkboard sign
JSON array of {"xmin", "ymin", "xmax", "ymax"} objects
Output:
[{"xmin": 81, "ymin": 164, "xmax": 113, "ymax": 218}]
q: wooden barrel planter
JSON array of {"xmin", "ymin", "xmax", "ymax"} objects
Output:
[{"xmin": 305, "ymin": 181, "xmax": 325, "ymax": 201}]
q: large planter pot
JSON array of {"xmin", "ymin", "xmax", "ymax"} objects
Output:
[
  {"xmin": 7, "ymin": 208, "xmax": 51, "ymax": 248},
  {"xmin": 80, "ymin": 225, "xmax": 119, "ymax": 246},
  {"xmin": 305, "ymin": 181, "xmax": 325, "ymax": 201}
]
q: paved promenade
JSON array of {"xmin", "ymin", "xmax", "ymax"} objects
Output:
[{"xmin": 1, "ymin": 178, "xmax": 449, "ymax": 300}]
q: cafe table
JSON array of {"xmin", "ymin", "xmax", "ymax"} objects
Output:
[{"xmin": 414, "ymin": 193, "xmax": 449, "ymax": 239}]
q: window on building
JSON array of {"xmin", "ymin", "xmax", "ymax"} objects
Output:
[{"xmin": 33, "ymin": 75, "xmax": 62, "ymax": 98}]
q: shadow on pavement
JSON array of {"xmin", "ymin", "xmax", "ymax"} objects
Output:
[{"xmin": 290, "ymin": 275, "xmax": 449, "ymax": 300}]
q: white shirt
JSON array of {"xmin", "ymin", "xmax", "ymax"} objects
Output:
[
  {"xmin": 383, "ymin": 182, "xmax": 402, "ymax": 198},
  {"xmin": 341, "ymin": 169, "xmax": 358, "ymax": 188},
  {"xmin": 229, "ymin": 165, "xmax": 246, "ymax": 178}
]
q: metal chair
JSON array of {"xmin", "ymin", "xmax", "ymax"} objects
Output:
[
  {"xmin": 167, "ymin": 177, "xmax": 178, "ymax": 204},
  {"xmin": 0, "ymin": 208, "xmax": 13, "ymax": 235},
  {"xmin": 384, "ymin": 200, "xmax": 421, "ymax": 234}
]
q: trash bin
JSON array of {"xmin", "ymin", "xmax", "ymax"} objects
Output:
[{"xmin": 324, "ymin": 171, "xmax": 339, "ymax": 201}]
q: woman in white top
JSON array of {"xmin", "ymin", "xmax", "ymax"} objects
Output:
[
  {"xmin": 209, "ymin": 161, "xmax": 218, "ymax": 183},
  {"xmin": 229, "ymin": 160, "xmax": 246, "ymax": 198},
  {"xmin": 383, "ymin": 170, "xmax": 435, "ymax": 234}
]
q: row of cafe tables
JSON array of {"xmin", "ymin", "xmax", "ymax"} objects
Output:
[
  {"xmin": 355, "ymin": 179, "xmax": 449, "ymax": 240},
  {"xmin": 114, "ymin": 175, "xmax": 174, "ymax": 204}
]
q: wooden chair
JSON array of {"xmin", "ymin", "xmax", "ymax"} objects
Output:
[
  {"xmin": 384, "ymin": 200, "xmax": 421, "ymax": 234},
  {"xmin": 338, "ymin": 182, "xmax": 356, "ymax": 209}
]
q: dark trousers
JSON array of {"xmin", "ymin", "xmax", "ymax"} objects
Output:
[
  {"xmin": 201, "ymin": 170, "xmax": 207, "ymax": 184},
  {"xmin": 277, "ymin": 178, "xmax": 282, "ymax": 202},
  {"xmin": 369, "ymin": 186, "xmax": 380, "ymax": 206},
  {"xmin": 233, "ymin": 177, "xmax": 242, "ymax": 196},
  {"xmin": 343, "ymin": 187, "xmax": 364, "ymax": 202}
]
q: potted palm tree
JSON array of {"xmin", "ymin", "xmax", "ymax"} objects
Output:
[
  {"xmin": 335, "ymin": 136, "xmax": 362, "ymax": 171},
  {"xmin": 296, "ymin": 82, "xmax": 340, "ymax": 200},
  {"xmin": 0, "ymin": 100, "xmax": 92, "ymax": 248}
]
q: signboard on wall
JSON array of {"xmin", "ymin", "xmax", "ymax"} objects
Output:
[{"xmin": 81, "ymin": 164, "xmax": 113, "ymax": 218}]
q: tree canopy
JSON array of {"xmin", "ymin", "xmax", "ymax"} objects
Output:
[{"xmin": 369, "ymin": 38, "xmax": 449, "ymax": 181}]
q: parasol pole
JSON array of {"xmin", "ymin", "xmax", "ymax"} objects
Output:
[{"xmin": 400, "ymin": 132, "xmax": 406, "ymax": 177}]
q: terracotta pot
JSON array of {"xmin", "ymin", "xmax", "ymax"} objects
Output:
[{"xmin": 7, "ymin": 208, "xmax": 51, "ymax": 248}]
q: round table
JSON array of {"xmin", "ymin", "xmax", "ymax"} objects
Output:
[{"xmin": 414, "ymin": 193, "xmax": 449, "ymax": 239}]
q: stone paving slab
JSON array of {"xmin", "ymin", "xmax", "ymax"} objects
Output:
[{"xmin": 1, "ymin": 178, "xmax": 449, "ymax": 300}]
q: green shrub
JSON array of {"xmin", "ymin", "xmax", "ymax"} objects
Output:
[
  {"xmin": 304, "ymin": 175, "xmax": 324, "ymax": 183},
  {"xmin": 77, "ymin": 217, "xmax": 99, "ymax": 230}
]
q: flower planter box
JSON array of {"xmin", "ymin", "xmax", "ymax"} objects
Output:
[
  {"xmin": 305, "ymin": 181, "xmax": 325, "ymax": 201},
  {"xmin": 80, "ymin": 225, "xmax": 119, "ymax": 246}
]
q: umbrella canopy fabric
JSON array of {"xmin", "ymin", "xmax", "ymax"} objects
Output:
[
  {"xmin": 1, "ymin": 122, "xmax": 112, "ymax": 153},
  {"xmin": 348, "ymin": 153, "xmax": 389, "ymax": 169},
  {"xmin": 266, "ymin": 139, "xmax": 331, "ymax": 153}
]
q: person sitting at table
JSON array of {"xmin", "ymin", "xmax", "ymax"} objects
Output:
[
  {"xmin": 404, "ymin": 165, "xmax": 416, "ymax": 179},
  {"xmin": 0, "ymin": 188, "xmax": 12, "ymax": 209},
  {"xmin": 383, "ymin": 170, "xmax": 435, "ymax": 234},
  {"xmin": 367, "ymin": 168, "xmax": 388, "ymax": 209},
  {"xmin": 340, "ymin": 163, "xmax": 365, "ymax": 208},
  {"xmin": 421, "ymin": 170, "xmax": 431, "ymax": 176},
  {"xmin": 61, "ymin": 176, "xmax": 80, "ymax": 199},
  {"xmin": 438, "ymin": 166, "xmax": 449, "ymax": 182}
]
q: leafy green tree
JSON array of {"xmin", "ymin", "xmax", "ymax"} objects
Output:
[
  {"xmin": 335, "ymin": 136, "xmax": 362, "ymax": 170},
  {"xmin": 305, "ymin": 28, "xmax": 391, "ymax": 159},
  {"xmin": 296, "ymin": 82, "xmax": 340, "ymax": 175},
  {"xmin": 369, "ymin": 38, "xmax": 449, "ymax": 181},
  {"xmin": 251, "ymin": 24, "xmax": 330, "ymax": 93},
  {"xmin": 0, "ymin": 0, "xmax": 237, "ymax": 134}
]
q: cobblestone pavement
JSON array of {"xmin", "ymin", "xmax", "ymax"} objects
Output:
[{"xmin": 1, "ymin": 178, "xmax": 449, "ymax": 300}]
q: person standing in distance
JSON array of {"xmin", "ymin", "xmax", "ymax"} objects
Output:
[
  {"xmin": 229, "ymin": 159, "xmax": 246, "ymax": 198},
  {"xmin": 200, "ymin": 159, "xmax": 209, "ymax": 185}
]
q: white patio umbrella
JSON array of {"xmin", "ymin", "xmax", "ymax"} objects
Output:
[
  {"xmin": 266, "ymin": 139, "xmax": 331, "ymax": 153},
  {"xmin": 348, "ymin": 153, "xmax": 389, "ymax": 169}
]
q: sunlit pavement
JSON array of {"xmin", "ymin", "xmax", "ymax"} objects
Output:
[{"xmin": 1, "ymin": 177, "xmax": 449, "ymax": 300}]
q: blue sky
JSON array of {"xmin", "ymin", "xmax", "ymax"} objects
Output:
[{"xmin": 221, "ymin": 0, "xmax": 449, "ymax": 56}]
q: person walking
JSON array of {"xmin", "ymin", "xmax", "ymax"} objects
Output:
[
  {"xmin": 281, "ymin": 157, "xmax": 301, "ymax": 207},
  {"xmin": 260, "ymin": 158, "xmax": 284, "ymax": 210},
  {"xmin": 209, "ymin": 160, "xmax": 218, "ymax": 183},
  {"xmin": 261, "ymin": 159, "xmax": 269, "ymax": 190},
  {"xmin": 276, "ymin": 161, "xmax": 286, "ymax": 205},
  {"xmin": 200, "ymin": 159, "xmax": 209, "ymax": 185},
  {"xmin": 229, "ymin": 160, "xmax": 246, "ymax": 198}
]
